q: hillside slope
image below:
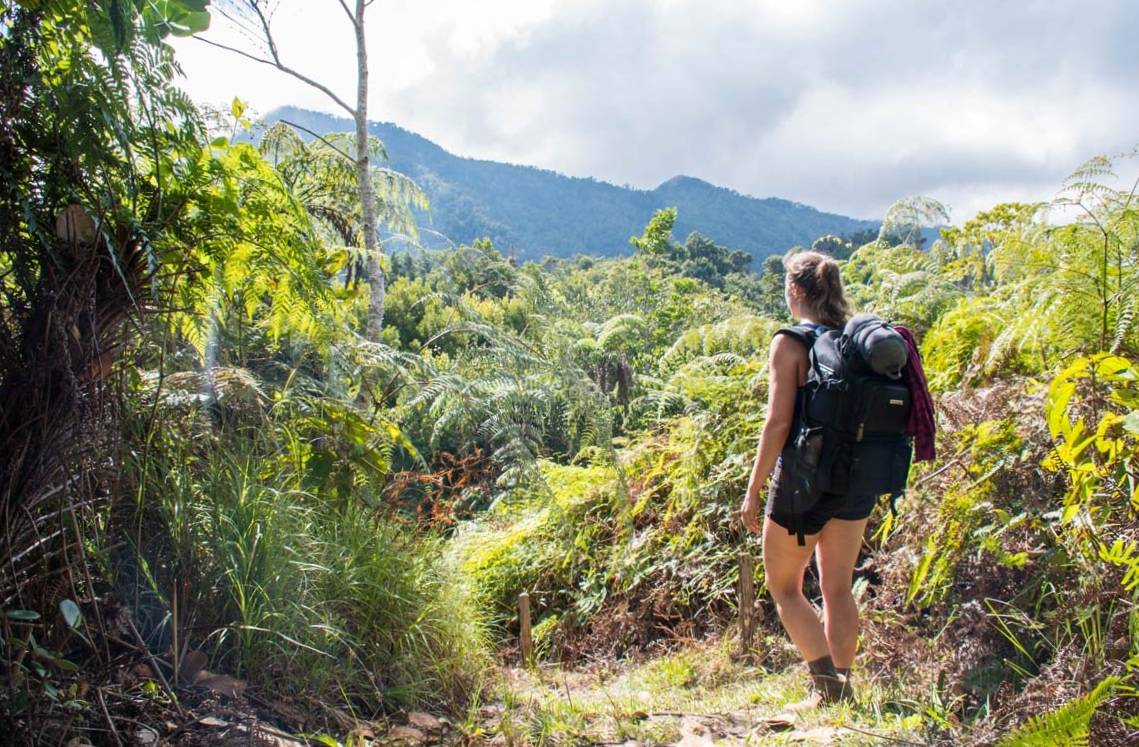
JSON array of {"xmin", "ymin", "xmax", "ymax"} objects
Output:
[{"xmin": 266, "ymin": 106, "xmax": 877, "ymax": 261}]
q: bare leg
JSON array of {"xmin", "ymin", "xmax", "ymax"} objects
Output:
[
  {"xmin": 762, "ymin": 517, "xmax": 828, "ymax": 661},
  {"xmin": 815, "ymin": 517, "xmax": 869, "ymax": 669}
]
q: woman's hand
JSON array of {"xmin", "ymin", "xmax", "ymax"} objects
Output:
[{"xmin": 739, "ymin": 493, "xmax": 762, "ymax": 534}]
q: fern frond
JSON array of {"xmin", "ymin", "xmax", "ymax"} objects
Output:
[{"xmin": 997, "ymin": 676, "xmax": 1121, "ymax": 747}]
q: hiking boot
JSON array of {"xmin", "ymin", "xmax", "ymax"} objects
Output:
[{"xmin": 785, "ymin": 668, "xmax": 853, "ymax": 712}]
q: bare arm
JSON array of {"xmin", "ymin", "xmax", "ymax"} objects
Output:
[{"xmin": 740, "ymin": 333, "xmax": 805, "ymax": 532}]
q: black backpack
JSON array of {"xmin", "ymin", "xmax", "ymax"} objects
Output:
[{"xmin": 775, "ymin": 314, "xmax": 914, "ymax": 544}]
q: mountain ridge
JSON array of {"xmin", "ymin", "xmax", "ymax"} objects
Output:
[{"xmin": 265, "ymin": 106, "xmax": 878, "ymax": 262}]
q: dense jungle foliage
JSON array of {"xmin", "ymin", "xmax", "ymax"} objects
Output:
[{"xmin": 2, "ymin": 2, "xmax": 1138, "ymax": 745}]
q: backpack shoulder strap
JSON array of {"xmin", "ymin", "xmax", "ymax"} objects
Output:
[{"xmin": 773, "ymin": 324, "xmax": 819, "ymax": 350}]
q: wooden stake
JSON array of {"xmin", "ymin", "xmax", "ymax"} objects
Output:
[
  {"xmin": 518, "ymin": 592, "xmax": 533, "ymax": 666},
  {"xmin": 738, "ymin": 552, "xmax": 755, "ymax": 659}
]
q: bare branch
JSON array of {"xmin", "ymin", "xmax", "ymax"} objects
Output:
[
  {"xmin": 249, "ymin": 2, "xmax": 280, "ymax": 63},
  {"xmin": 336, "ymin": 0, "xmax": 359, "ymax": 27},
  {"xmin": 195, "ymin": 37, "xmax": 356, "ymax": 116},
  {"xmin": 279, "ymin": 119, "xmax": 356, "ymax": 163}
]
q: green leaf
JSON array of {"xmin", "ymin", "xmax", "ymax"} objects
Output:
[
  {"xmin": 907, "ymin": 550, "xmax": 934, "ymax": 605},
  {"xmin": 175, "ymin": 10, "xmax": 211, "ymax": 35},
  {"xmin": 1123, "ymin": 410, "xmax": 1139, "ymax": 436},
  {"xmin": 1046, "ymin": 375, "xmax": 1077, "ymax": 439},
  {"xmin": 231, "ymin": 97, "xmax": 247, "ymax": 121},
  {"xmin": 140, "ymin": 0, "xmax": 212, "ymax": 39},
  {"xmin": 299, "ymin": 735, "xmax": 342, "ymax": 747},
  {"xmin": 60, "ymin": 599, "xmax": 82, "ymax": 630},
  {"xmin": 30, "ymin": 636, "xmax": 53, "ymax": 660},
  {"xmin": 52, "ymin": 657, "xmax": 79, "ymax": 673},
  {"xmin": 6, "ymin": 609, "xmax": 40, "ymax": 621},
  {"xmin": 1061, "ymin": 502, "xmax": 1081, "ymax": 524}
]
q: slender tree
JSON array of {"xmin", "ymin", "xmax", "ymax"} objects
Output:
[
  {"xmin": 202, "ymin": 1, "xmax": 391, "ymax": 338},
  {"xmin": 259, "ymin": 122, "xmax": 425, "ymax": 290}
]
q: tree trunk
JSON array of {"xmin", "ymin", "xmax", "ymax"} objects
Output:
[{"xmin": 354, "ymin": 0, "xmax": 384, "ymax": 339}]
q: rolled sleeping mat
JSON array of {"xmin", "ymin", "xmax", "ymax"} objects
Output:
[{"xmin": 844, "ymin": 313, "xmax": 908, "ymax": 379}]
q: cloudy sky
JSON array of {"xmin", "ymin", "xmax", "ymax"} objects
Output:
[{"xmin": 171, "ymin": 0, "xmax": 1139, "ymax": 222}]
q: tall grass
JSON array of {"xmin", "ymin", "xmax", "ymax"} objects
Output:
[{"xmin": 119, "ymin": 400, "xmax": 490, "ymax": 714}]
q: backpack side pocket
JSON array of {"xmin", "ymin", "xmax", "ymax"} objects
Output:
[{"xmin": 778, "ymin": 427, "xmax": 825, "ymax": 545}]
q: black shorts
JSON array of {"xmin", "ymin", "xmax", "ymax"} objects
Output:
[{"xmin": 765, "ymin": 458, "xmax": 878, "ymax": 537}]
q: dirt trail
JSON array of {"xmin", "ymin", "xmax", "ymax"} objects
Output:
[
  {"xmin": 155, "ymin": 642, "xmax": 915, "ymax": 745},
  {"xmin": 399, "ymin": 652, "xmax": 921, "ymax": 746}
]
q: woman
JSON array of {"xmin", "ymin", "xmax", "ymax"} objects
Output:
[{"xmin": 738, "ymin": 250, "xmax": 868, "ymax": 705}]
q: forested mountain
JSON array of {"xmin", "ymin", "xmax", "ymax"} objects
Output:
[{"xmin": 267, "ymin": 106, "xmax": 877, "ymax": 260}]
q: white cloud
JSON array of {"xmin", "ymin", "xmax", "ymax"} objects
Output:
[{"xmin": 171, "ymin": 0, "xmax": 1139, "ymax": 223}]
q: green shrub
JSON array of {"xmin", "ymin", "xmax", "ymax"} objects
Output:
[
  {"xmin": 450, "ymin": 461, "xmax": 618, "ymax": 633},
  {"xmin": 122, "ymin": 407, "xmax": 489, "ymax": 713}
]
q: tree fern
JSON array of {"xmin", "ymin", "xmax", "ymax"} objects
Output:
[
  {"xmin": 260, "ymin": 122, "xmax": 427, "ymax": 246},
  {"xmin": 878, "ymin": 195, "xmax": 950, "ymax": 247},
  {"xmin": 1057, "ymin": 155, "xmax": 1118, "ymax": 204},
  {"xmin": 658, "ymin": 315, "xmax": 777, "ymax": 375}
]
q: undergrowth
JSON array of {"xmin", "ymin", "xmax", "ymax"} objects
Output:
[
  {"xmin": 451, "ymin": 348, "xmax": 770, "ymax": 660},
  {"xmin": 118, "ymin": 399, "xmax": 490, "ymax": 715}
]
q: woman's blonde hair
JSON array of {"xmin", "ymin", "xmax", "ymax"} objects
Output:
[{"xmin": 783, "ymin": 250, "xmax": 850, "ymax": 328}]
